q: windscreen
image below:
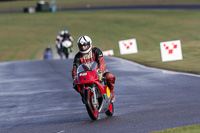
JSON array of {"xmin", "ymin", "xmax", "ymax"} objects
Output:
[{"xmin": 77, "ymin": 61, "xmax": 97, "ymax": 73}]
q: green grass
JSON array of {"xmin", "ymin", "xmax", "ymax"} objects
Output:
[
  {"xmin": 151, "ymin": 124, "xmax": 200, "ymax": 133},
  {"xmin": 0, "ymin": 10, "xmax": 200, "ymax": 74}
]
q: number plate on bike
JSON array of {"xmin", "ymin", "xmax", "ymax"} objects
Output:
[{"xmin": 80, "ymin": 72, "xmax": 87, "ymax": 76}]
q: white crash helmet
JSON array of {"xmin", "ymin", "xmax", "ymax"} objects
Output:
[
  {"xmin": 77, "ymin": 35, "xmax": 92, "ymax": 54},
  {"xmin": 59, "ymin": 30, "xmax": 64, "ymax": 36}
]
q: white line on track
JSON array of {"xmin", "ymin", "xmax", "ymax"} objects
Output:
[
  {"xmin": 113, "ymin": 57, "xmax": 200, "ymax": 78},
  {"xmin": 57, "ymin": 130, "xmax": 65, "ymax": 133},
  {"xmin": 162, "ymin": 70, "xmax": 200, "ymax": 78}
]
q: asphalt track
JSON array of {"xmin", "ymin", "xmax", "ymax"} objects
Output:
[{"xmin": 0, "ymin": 57, "xmax": 200, "ymax": 133}]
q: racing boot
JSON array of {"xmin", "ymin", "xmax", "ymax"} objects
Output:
[
  {"xmin": 105, "ymin": 72, "xmax": 116, "ymax": 103},
  {"xmin": 110, "ymin": 88, "xmax": 115, "ymax": 103}
]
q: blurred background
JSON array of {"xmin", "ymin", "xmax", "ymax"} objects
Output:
[{"xmin": 0, "ymin": 0, "xmax": 200, "ymax": 74}]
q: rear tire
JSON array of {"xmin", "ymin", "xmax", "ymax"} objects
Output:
[
  {"xmin": 105, "ymin": 103, "xmax": 114, "ymax": 116},
  {"xmin": 84, "ymin": 89, "xmax": 99, "ymax": 120}
]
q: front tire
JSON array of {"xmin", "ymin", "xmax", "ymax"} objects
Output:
[{"xmin": 84, "ymin": 89, "xmax": 99, "ymax": 120}]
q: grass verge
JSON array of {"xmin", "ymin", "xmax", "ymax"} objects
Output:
[
  {"xmin": 0, "ymin": 10, "xmax": 199, "ymax": 74},
  {"xmin": 151, "ymin": 124, "xmax": 200, "ymax": 133}
]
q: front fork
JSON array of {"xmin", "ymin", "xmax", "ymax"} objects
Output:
[
  {"xmin": 82, "ymin": 84, "xmax": 99, "ymax": 109},
  {"xmin": 91, "ymin": 86, "xmax": 98, "ymax": 107}
]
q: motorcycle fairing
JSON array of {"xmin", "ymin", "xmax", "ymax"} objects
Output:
[{"xmin": 76, "ymin": 70, "xmax": 98, "ymax": 85}]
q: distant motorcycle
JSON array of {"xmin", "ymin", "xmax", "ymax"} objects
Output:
[
  {"xmin": 43, "ymin": 46, "xmax": 53, "ymax": 60},
  {"xmin": 75, "ymin": 61, "xmax": 114, "ymax": 120},
  {"xmin": 61, "ymin": 39, "xmax": 72, "ymax": 59}
]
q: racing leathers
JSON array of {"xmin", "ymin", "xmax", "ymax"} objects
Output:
[
  {"xmin": 55, "ymin": 35, "xmax": 63, "ymax": 58},
  {"xmin": 72, "ymin": 46, "xmax": 116, "ymax": 100}
]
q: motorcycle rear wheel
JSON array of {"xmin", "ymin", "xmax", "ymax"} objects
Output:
[
  {"xmin": 105, "ymin": 103, "xmax": 114, "ymax": 116},
  {"xmin": 84, "ymin": 89, "xmax": 99, "ymax": 120}
]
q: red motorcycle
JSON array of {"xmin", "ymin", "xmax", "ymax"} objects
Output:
[{"xmin": 75, "ymin": 61, "xmax": 114, "ymax": 120}]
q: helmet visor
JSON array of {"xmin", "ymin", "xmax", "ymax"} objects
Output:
[{"xmin": 78, "ymin": 42, "xmax": 89, "ymax": 51}]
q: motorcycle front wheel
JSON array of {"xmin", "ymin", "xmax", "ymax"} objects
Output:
[{"xmin": 84, "ymin": 89, "xmax": 99, "ymax": 120}]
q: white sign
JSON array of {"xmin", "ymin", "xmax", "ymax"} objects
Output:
[
  {"xmin": 119, "ymin": 38, "xmax": 138, "ymax": 55},
  {"xmin": 103, "ymin": 50, "xmax": 114, "ymax": 56},
  {"xmin": 160, "ymin": 40, "xmax": 183, "ymax": 62}
]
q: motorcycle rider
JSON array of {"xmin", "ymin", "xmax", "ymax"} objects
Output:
[
  {"xmin": 55, "ymin": 30, "xmax": 74, "ymax": 59},
  {"xmin": 61, "ymin": 30, "xmax": 74, "ymax": 58},
  {"xmin": 61, "ymin": 30, "xmax": 74, "ymax": 44},
  {"xmin": 55, "ymin": 35, "xmax": 63, "ymax": 58},
  {"xmin": 72, "ymin": 35, "xmax": 116, "ymax": 101},
  {"xmin": 61, "ymin": 30, "xmax": 74, "ymax": 50},
  {"xmin": 43, "ymin": 45, "xmax": 53, "ymax": 59}
]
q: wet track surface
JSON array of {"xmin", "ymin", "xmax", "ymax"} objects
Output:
[{"xmin": 0, "ymin": 57, "xmax": 200, "ymax": 133}]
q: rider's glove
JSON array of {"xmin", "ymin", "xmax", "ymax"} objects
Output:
[
  {"xmin": 73, "ymin": 79, "xmax": 76, "ymax": 87},
  {"xmin": 73, "ymin": 79, "xmax": 79, "ymax": 93},
  {"xmin": 98, "ymin": 72, "xmax": 103, "ymax": 81}
]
